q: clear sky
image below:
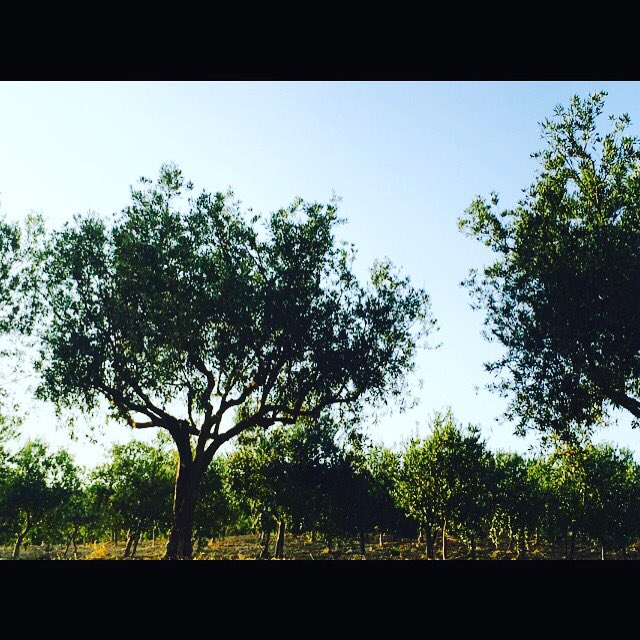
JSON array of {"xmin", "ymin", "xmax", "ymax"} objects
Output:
[{"xmin": 2, "ymin": 81, "xmax": 640, "ymax": 466}]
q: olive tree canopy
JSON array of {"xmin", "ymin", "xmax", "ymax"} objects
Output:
[
  {"xmin": 460, "ymin": 93, "xmax": 640, "ymax": 440},
  {"xmin": 36, "ymin": 164, "xmax": 434, "ymax": 558}
]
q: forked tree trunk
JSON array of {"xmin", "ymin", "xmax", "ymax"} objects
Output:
[
  {"xmin": 64, "ymin": 525, "xmax": 80, "ymax": 559},
  {"xmin": 259, "ymin": 528, "xmax": 272, "ymax": 559}
]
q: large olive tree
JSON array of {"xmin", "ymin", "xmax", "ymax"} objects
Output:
[
  {"xmin": 36, "ymin": 165, "xmax": 434, "ymax": 559},
  {"xmin": 459, "ymin": 92, "xmax": 640, "ymax": 441}
]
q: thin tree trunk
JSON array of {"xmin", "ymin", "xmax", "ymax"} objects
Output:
[
  {"xmin": 517, "ymin": 530, "xmax": 527, "ymax": 560},
  {"xmin": 130, "ymin": 528, "xmax": 141, "ymax": 559},
  {"xmin": 72, "ymin": 530, "xmax": 79, "ymax": 560},
  {"xmin": 124, "ymin": 529, "xmax": 135, "ymax": 559},
  {"xmin": 13, "ymin": 532, "xmax": 25, "ymax": 560},
  {"xmin": 312, "ymin": 530, "xmax": 317, "ymax": 544},
  {"xmin": 601, "ymin": 544, "xmax": 606, "ymax": 561},
  {"xmin": 622, "ymin": 545, "xmax": 627, "ymax": 560},
  {"xmin": 470, "ymin": 534, "xmax": 476, "ymax": 560},
  {"xmin": 568, "ymin": 531, "xmax": 576, "ymax": 560},
  {"xmin": 275, "ymin": 520, "xmax": 286, "ymax": 559},
  {"xmin": 64, "ymin": 534, "xmax": 73, "ymax": 559},
  {"xmin": 441, "ymin": 519, "xmax": 447, "ymax": 560},
  {"xmin": 379, "ymin": 532, "xmax": 384, "ymax": 547}
]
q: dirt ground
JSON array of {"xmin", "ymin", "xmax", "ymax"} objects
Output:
[{"xmin": 2, "ymin": 532, "xmax": 639, "ymax": 560}]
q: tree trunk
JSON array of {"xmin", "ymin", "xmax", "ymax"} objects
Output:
[
  {"xmin": 425, "ymin": 525, "xmax": 435, "ymax": 560},
  {"xmin": 165, "ymin": 440, "xmax": 201, "ymax": 560},
  {"xmin": 311, "ymin": 530, "xmax": 317, "ymax": 544},
  {"xmin": 622, "ymin": 545, "xmax": 627, "ymax": 560},
  {"xmin": 274, "ymin": 520, "xmax": 286, "ymax": 559},
  {"xmin": 517, "ymin": 530, "xmax": 527, "ymax": 560},
  {"xmin": 379, "ymin": 532, "xmax": 384, "ymax": 547},
  {"xmin": 359, "ymin": 529, "xmax": 366, "ymax": 556},
  {"xmin": 72, "ymin": 531, "xmax": 78, "ymax": 560},
  {"xmin": 13, "ymin": 532, "xmax": 25, "ymax": 560},
  {"xmin": 124, "ymin": 529, "xmax": 135, "ymax": 559},
  {"xmin": 64, "ymin": 534, "xmax": 73, "ymax": 559},
  {"xmin": 130, "ymin": 528, "xmax": 141, "ymax": 559},
  {"xmin": 601, "ymin": 544, "xmax": 606, "ymax": 561},
  {"xmin": 568, "ymin": 531, "xmax": 576, "ymax": 561},
  {"xmin": 258, "ymin": 528, "xmax": 272, "ymax": 559},
  {"xmin": 470, "ymin": 534, "xmax": 476, "ymax": 560},
  {"xmin": 441, "ymin": 519, "xmax": 447, "ymax": 560}
]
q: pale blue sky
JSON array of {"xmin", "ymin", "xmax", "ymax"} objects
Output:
[{"xmin": 2, "ymin": 81, "xmax": 639, "ymax": 466}]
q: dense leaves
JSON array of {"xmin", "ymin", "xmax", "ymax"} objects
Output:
[
  {"xmin": 34, "ymin": 164, "xmax": 433, "ymax": 557},
  {"xmin": 460, "ymin": 92, "xmax": 640, "ymax": 439}
]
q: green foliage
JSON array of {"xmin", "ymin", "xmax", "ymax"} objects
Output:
[
  {"xmin": 92, "ymin": 440, "xmax": 174, "ymax": 543},
  {"xmin": 36, "ymin": 163, "xmax": 433, "ymax": 445},
  {"xmin": 395, "ymin": 410, "xmax": 493, "ymax": 557},
  {"xmin": 193, "ymin": 457, "xmax": 239, "ymax": 545},
  {"xmin": 580, "ymin": 444, "xmax": 640, "ymax": 552},
  {"xmin": 0, "ymin": 440, "xmax": 79, "ymax": 557},
  {"xmin": 489, "ymin": 452, "xmax": 544, "ymax": 555},
  {"xmin": 460, "ymin": 92, "xmax": 640, "ymax": 439}
]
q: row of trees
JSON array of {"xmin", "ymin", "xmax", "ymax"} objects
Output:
[{"xmin": 3, "ymin": 411, "xmax": 640, "ymax": 560}]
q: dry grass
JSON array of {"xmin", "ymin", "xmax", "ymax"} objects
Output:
[{"xmin": 2, "ymin": 532, "xmax": 640, "ymax": 560}]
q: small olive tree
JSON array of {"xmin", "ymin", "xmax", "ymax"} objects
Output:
[
  {"xmin": 0, "ymin": 440, "xmax": 79, "ymax": 559},
  {"xmin": 93, "ymin": 440, "xmax": 174, "ymax": 558},
  {"xmin": 395, "ymin": 410, "xmax": 493, "ymax": 559}
]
